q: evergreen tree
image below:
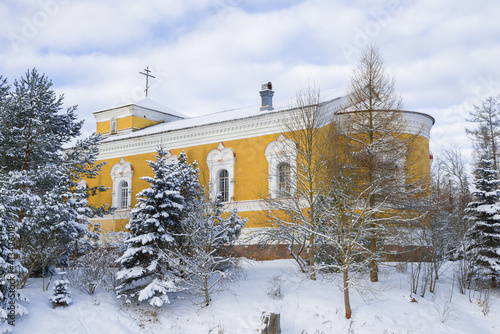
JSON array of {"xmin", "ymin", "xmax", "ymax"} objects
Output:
[
  {"xmin": 0, "ymin": 70, "xmax": 107, "ymax": 284},
  {"xmin": 116, "ymin": 147, "xmax": 186, "ymax": 307},
  {"xmin": 463, "ymin": 157, "xmax": 500, "ymax": 287},
  {"xmin": 49, "ymin": 272, "xmax": 72, "ymax": 308},
  {"xmin": 0, "ymin": 69, "xmax": 81, "ymax": 173},
  {"xmin": 0, "ymin": 173, "xmax": 29, "ymax": 333},
  {"xmin": 18, "ymin": 167, "xmax": 99, "ymax": 287}
]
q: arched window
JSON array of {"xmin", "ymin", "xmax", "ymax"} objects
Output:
[
  {"xmin": 207, "ymin": 143, "xmax": 236, "ymax": 201},
  {"xmin": 119, "ymin": 181, "xmax": 129, "ymax": 209},
  {"xmin": 278, "ymin": 163, "xmax": 291, "ymax": 197},
  {"xmin": 218, "ymin": 169, "xmax": 229, "ymax": 202},
  {"xmin": 110, "ymin": 158, "xmax": 133, "ymax": 210},
  {"xmin": 265, "ymin": 134, "xmax": 297, "ymax": 198}
]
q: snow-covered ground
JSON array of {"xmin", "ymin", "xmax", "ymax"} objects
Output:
[{"xmin": 13, "ymin": 259, "xmax": 500, "ymax": 333}]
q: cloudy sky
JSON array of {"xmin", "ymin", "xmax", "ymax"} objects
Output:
[{"xmin": 1, "ymin": 0, "xmax": 499, "ymax": 161}]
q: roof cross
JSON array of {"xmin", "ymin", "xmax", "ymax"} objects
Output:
[{"xmin": 139, "ymin": 66, "xmax": 155, "ymax": 97}]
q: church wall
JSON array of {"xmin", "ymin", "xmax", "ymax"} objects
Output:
[
  {"xmin": 87, "ymin": 108, "xmax": 433, "ymax": 235},
  {"xmin": 96, "ymin": 120, "xmax": 110, "ymax": 135},
  {"xmin": 86, "ymin": 132, "xmax": 290, "ymax": 231},
  {"xmin": 96, "ymin": 116, "xmax": 161, "ymax": 135}
]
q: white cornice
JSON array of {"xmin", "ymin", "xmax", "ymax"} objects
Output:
[
  {"xmin": 94, "ymin": 105, "xmax": 183, "ymax": 123},
  {"xmin": 96, "ymin": 99, "xmax": 433, "ymax": 160},
  {"xmin": 97, "ymin": 109, "xmax": 291, "ymax": 160}
]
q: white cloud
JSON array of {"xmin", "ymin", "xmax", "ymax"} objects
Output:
[{"xmin": 0, "ymin": 0, "xmax": 499, "ymax": 163}]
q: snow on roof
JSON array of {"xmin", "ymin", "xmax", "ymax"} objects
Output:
[
  {"xmin": 134, "ymin": 98, "xmax": 187, "ymax": 119},
  {"xmin": 101, "ymin": 88, "xmax": 346, "ymax": 143}
]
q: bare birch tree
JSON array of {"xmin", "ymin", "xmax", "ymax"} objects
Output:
[{"xmin": 261, "ymin": 86, "xmax": 331, "ymax": 280}]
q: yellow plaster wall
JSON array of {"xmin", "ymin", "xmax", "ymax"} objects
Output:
[
  {"xmin": 131, "ymin": 116, "xmax": 161, "ymax": 130},
  {"xmin": 86, "ymin": 128, "xmax": 431, "ymax": 232},
  {"xmin": 86, "ymin": 133, "xmax": 286, "ymax": 231},
  {"xmin": 96, "ymin": 121, "xmax": 109, "ymax": 134},
  {"xmin": 96, "ymin": 116, "xmax": 160, "ymax": 134}
]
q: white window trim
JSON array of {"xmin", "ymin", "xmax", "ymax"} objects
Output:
[
  {"xmin": 207, "ymin": 143, "xmax": 236, "ymax": 202},
  {"xmin": 110, "ymin": 157, "xmax": 134, "ymax": 210},
  {"xmin": 164, "ymin": 150, "xmax": 179, "ymax": 164},
  {"xmin": 265, "ymin": 134, "xmax": 297, "ymax": 199},
  {"xmin": 77, "ymin": 179, "xmax": 88, "ymax": 190},
  {"xmin": 110, "ymin": 116, "xmax": 117, "ymax": 134}
]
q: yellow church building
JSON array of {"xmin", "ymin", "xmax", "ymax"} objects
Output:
[{"xmin": 84, "ymin": 83, "xmax": 434, "ymax": 242}]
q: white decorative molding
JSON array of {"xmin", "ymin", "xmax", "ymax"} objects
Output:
[
  {"xmin": 207, "ymin": 143, "xmax": 236, "ymax": 201},
  {"xmin": 265, "ymin": 134, "xmax": 298, "ymax": 198},
  {"xmin": 96, "ymin": 110, "xmax": 289, "ymax": 160},
  {"xmin": 94, "ymin": 104, "xmax": 183, "ymax": 123},
  {"xmin": 110, "ymin": 116, "xmax": 117, "ymax": 134},
  {"xmin": 164, "ymin": 150, "xmax": 179, "ymax": 164},
  {"xmin": 94, "ymin": 100, "xmax": 433, "ymax": 162},
  {"xmin": 110, "ymin": 158, "xmax": 134, "ymax": 209},
  {"xmin": 77, "ymin": 179, "xmax": 88, "ymax": 189},
  {"xmin": 334, "ymin": 110, "xmax": 434, "ymax": 139}
]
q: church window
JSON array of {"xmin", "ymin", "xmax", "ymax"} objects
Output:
[
  {"xmin": 265, "ymin": 134, "xmax": 297, "ymax": 198},
  {"xmin": 207, "ymin": 143, "xmax": 236, "ymax": 202},
  {"xmin": 119, "ymin": 181, "xmax": 129, "ymax": 209},
  {"xmin": 218, "ymin": 169, "xmax": 229, "ymax": 202},
  {"xmin": 110, "ymin": 158, "xmax": 133, "ymax": 209},
  {"xmin": 278, "ymin": 163, "xmax": 291, "ymax": 197}
]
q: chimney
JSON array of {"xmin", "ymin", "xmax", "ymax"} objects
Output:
[{"xmin": 259, "ymin": 82, "xmax": 274, "ymax": 111}]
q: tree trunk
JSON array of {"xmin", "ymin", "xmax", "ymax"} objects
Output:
[
  {"xmin": 309, "ymin": 233, "xmax": 316, "ymax": 280},
  {"xmin": 369, "ymin": 236, "xmax": 378, "ymax": 282},
  {"xmin": 343, "ymin": 268, "xmax": 352, "ymax": 319},
  {"xmin": 204, "ymin": 278, "xmax": 210, "ymax": 306},
  {"xmin": 261, "ymin": 312, "xmax": 281, "ymax": 334}
]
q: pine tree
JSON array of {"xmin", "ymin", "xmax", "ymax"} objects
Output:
[
  {"xmin": 116, "ymin": 147, "xmax": 186, "ymax": 307},
  {"xmin": 0, "ymin": 70, "xmax": 107, "ymax": 286},
  {"xmin": 463, "ymin": 157, "xmax": 500, "ymax": 287},
  {"xmin": 0, "ymin": 69, "xmax": 81, "ymax": 173}
]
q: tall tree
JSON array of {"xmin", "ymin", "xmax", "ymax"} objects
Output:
[
  {"xmin": 338, "ymin": 45, "xmax": 425, "ymax": 282},
  {"xmin": 262, "ymin": 86, "xmax": 330, "ymax": 280},
  {"xmin": 0, "ymin": 69, "xmax": 81, "ymax": 173},
  {"xmin": 0, "ymin": 173, "xmax": 29, "ymax": 332},
  {"xmin": 116, "ymin": 147, "xmax": 197, "ymax": 306},
  {"xmin": 0, "ymin": 69, "xmax": 107, "ymax": 283},
  {"xmin": 466, "ymin": 95, "xmax": 500, "ymax": 170},
  {"xmin": 462, "ymin": 157, "xmax": 500, "ymax": 287},
  {"xmin": 313, "ymin": 123, "xmax": 383, "ymax": 319}
]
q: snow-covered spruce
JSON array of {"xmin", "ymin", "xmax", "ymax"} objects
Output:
[
  {"xmin": 462, "ymin": 157, "xmax": 500, "ymax": 286},
  {"xmin": 0, "ymin": 70, "xmax": 106, "ymax": 287},
  {"xmin": 49, "ymin": 272, "xmax": 72, "ymax": 308},
  {"xmin": 116, "ymin": 147, "xmax": 189, "ymax": 306},
  {"xmin": 0, "ymin": 173, "xmax": 30, "ymax": 333}
]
